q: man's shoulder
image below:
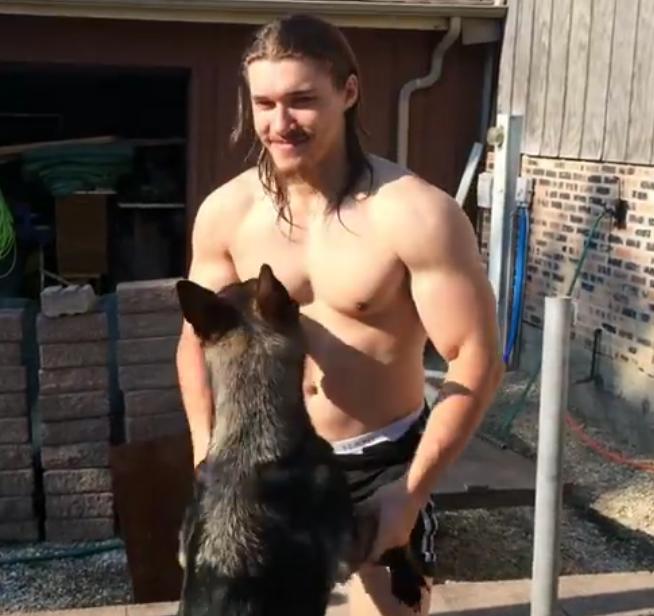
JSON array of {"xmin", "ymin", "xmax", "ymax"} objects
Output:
[
  {"xmin": 367, "ymin": 156, "xmax": 478, "ymax": 267},
  {"xmin": 191, "ymin": 167, "xmax": 259, "ymax": 251},
  {"xmin": 369, "ymin": 155, "xmax": 460, "ymax": 233},
  {"xmin": 199, "ymin": 167, "xmax": 259, "ymax": 220}
]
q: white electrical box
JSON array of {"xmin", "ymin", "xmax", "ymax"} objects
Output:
[
  {"xmin": 477, "ymin": 172, "xmax": 493, "ymax": 209},
  {"xmin": 515, "ymin": 176, "xmax": 534, "ymax": 205}
]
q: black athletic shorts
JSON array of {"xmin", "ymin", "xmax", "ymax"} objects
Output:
[{"xmin": 332, "ymin": 403, "xmax": 439, "ymax": 578}]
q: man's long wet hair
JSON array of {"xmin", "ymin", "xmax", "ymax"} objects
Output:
[{"xmin": 230, "ymin": 14, "xmax": 374, "ymax": 225}]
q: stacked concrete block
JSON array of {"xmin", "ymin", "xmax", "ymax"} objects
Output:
[
  {"xmin": 116, "ymin": 279, "xmax": 188, "ymax": 443},
  {"xmin": 37, "ymin": 309, "xmax": 115, "ymax": 542},
  {"xmin": 0, "ymin": 308, "xmax": 38, "ymax": 542}
]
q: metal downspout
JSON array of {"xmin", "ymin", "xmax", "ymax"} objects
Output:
[{"xmin": 396, "ymin": 16, "xmax": 462, "ymax": 168}]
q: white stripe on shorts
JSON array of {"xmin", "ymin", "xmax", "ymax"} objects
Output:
[{"xmin": 421, "ymin": 498, "xmax": 438, "ymax": 564}]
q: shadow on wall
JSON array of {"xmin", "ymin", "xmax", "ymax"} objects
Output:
[{"xmin": 519, "ymin": 322, "xmax": 654, "ymax": 455}]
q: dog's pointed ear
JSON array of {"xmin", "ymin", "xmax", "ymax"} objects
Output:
[
  {"xmin": 176, "ymin": 280, "xmax": 239, "ymax": 340},
  {"xmin": 255, "ymin": 264, "xmax": 298, "ymax": 328}
]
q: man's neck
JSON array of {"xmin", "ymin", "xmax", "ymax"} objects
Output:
[{"xmin": 282, "ymin": 143, "xmax": 350, "ymax": 213}]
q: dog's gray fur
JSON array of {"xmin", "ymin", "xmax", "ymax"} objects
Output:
[{"xmin": 175, "ymin": 264, "xmax": 357, "ymax": 616}]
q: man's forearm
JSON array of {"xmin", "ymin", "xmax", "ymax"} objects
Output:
[
  {"xmin": 406, "ymin": 352, "xmax": 504, "ymax": 506},
  {"xmin": 176, "ymin": 329, "xmax": 214, "ymax": 468}
]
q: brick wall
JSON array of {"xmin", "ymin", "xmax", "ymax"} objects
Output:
[
  {"xmin": 478, "ymin": 155, "xmax": 654, "ymax": 437},
  {"xmin": 519, "ymin": 157, "xmax": 654, "ymax": 381}
]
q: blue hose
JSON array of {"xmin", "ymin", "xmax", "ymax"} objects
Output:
[
  {"xmin": 496, "ymin": 208, "xmax": 610, "ymax": 437},
  {"xmin": 503, "ymin": 207, "xmax": 529, "ymax": 364}
]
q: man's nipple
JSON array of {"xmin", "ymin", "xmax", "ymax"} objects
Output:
[{"xmin": 304, "ymin": 383, "xmax": 319, "ymax": 396}]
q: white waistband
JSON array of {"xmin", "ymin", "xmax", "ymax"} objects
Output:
[{"xmin": 330, "ymin": 405, "xmax": 424, "ymax": 455}]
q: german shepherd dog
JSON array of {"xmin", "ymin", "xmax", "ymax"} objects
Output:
[{"xmin": 175, "ymin": 264, "xmax": 424, "ymax": 616}]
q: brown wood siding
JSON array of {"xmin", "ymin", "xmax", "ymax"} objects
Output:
[
  {"xmin": 348, "ymin": 28, "xmax": 488, "ymax": 196},
  {"xmin": 0, "ymin": 15, "xmax": 488, "ymax": 251}
]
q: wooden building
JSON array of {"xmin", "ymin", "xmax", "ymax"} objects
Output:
[
  {"xmin": 2, "ymin": 1, "xmax": 540, "ymax": 552},
  {"xmin": 0, "ymin": 0, "xmax": 506, "ymax": 285}
]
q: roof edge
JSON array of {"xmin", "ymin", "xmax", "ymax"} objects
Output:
[{"xmin": 0, "ymin": 0, "xmax": 506, "ymax": 30}]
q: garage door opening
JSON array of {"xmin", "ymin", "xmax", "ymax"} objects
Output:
[{"xmin": 0, "ymin": 64, "xmax": 189, "ymax": 300}]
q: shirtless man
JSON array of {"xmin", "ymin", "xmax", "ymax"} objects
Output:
[{"xmin": 176, "ymin": 14, "xmax": 504, "ymax": 616}]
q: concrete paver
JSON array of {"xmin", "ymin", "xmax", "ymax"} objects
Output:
[
  {"xmin": 428, "ymin": 572, "xmax": 654, "ymax": 616},
  {"xmin": 7, "ymin": 572, "xmax": 653, "ymax": 616}
]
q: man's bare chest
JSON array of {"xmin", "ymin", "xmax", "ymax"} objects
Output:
[{"xmin": 228, "ymin": 211, "xmax": 405, "ymax": 317}]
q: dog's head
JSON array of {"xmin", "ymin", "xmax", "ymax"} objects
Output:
[{"xmin": 176, "ymin": 263, "xmax": 303, "ymax": 371}]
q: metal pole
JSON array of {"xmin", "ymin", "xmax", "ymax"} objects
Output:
[
  {"xmin": 487, "ymin": 113, "xmax": 523, "ymax": 350},
  {"xmin": 530, "ymin": 296, "xmax": 572, "ymax": 616}
]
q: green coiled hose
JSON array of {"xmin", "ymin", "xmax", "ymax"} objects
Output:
[
  {"xmin": 0, "ymin": 187, "xmax": 17, "ymax": 279},
  {"xmin": 496, "ymin": 208, "xmax": 611, "ymax": 438}
]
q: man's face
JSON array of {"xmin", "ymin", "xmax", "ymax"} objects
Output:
[{"xmin": 247, "ymin": 57, "xmax": 357, "ymax": 175}]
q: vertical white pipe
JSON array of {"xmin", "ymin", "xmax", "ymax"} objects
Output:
[
  {"xmin": 530, "ymin": 296, "xmax": 572, "ymax": 616},
  {"xmin": 396, "ymin": 17, "xmax": 461, "ymax": 168},
  {"xmin": 488, "ymin": 113, "xmax": 522, "ymax": 347}
]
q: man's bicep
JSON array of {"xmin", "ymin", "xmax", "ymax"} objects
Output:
[
  {"xmin": 411, "ymin": 262, "xmax": 498, "ymax": 363},
  {"xmin": 179, "ymin": 195, "xmax": 240, "ymax": 338},
  {"xmin": 394, "ymin": 191, "xmax": 500, "ymax": 362},
  {"xmin": 187, "ymin": 253, "xmax": 239, "ymax": 294},
  {"xmin": 186, "ymin": 192, "xmax": 240, "ymax": 293}
]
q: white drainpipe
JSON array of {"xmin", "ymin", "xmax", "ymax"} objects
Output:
[{"xmin": 396, "ymin": 16, "xmax": 462, "ymax": 168}]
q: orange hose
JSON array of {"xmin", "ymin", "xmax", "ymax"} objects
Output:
[{"xmin": 565, "ymin": 413, "xmax": 654, "ymax": 474}]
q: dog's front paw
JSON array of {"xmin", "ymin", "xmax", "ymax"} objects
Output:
[
  {"xmin": 334, "ymin": 558, "xmax": 353, "ymax": 584},
  {"xmin": 379, "ymin": 547, "xmax": 427, "ymax": 613},
  {"xmin": 177, "ymin": 526, "xmax": 187, "ymax": 570}
]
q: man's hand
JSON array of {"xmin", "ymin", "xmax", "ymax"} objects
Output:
[{"xmin": 360, "ymin": 476, "xmax": 424, "ymax": 562}]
